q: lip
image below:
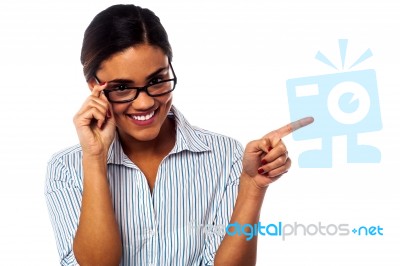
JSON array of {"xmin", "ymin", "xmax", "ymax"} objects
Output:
[{"xmin": 126, "ymin": 108, "xmax": 158, "ymax": 126}]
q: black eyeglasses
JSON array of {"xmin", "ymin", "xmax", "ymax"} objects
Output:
[{"xmin": 95, "ymin": 62, "xmax": 177, "ymax": 103}]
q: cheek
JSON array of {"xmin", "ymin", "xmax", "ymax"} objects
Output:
[
  {"xmin": 161, "ymin": 93, "xmax": 173, "ymax": 106},
  {"xmin": 111, "ymin": 104, "xmax": 128, "ymax": 115}
]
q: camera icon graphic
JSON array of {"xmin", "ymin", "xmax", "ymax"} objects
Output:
[{"xmin": 286, "ymin": 40, "xmax": 382, "ymax": 168}]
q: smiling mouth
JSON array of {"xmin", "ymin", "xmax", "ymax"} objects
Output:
[{"xmin": 128, "ymin": 110, "xmax": 156, "ymax": 121}]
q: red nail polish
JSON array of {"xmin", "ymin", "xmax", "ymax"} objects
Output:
[
  {"xmin": 261, "ymin": 159, "xmax": 267, "ymax": 165},
  {"xmin": 267, "ymin": 147, "xmax": 272, "ymax": 152},
  {"xmin": 258, "ymin": 168, "xmax": 264, "ymax": 174},
  {"xmin": 99, "ymin": 82, "xmax": 106, "ymax": 86},
  {"xmin": 106, "ymin": 110, "xmax": 111, "ymax": 118}
]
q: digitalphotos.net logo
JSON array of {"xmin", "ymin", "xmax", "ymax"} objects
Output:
[
  {"xmin": 188, "ymin": 221, "xmax": 384, "ymax": 241},
  {"xmin": 286, "ymin": 39, "xmax": 382, "ymax": 168}
]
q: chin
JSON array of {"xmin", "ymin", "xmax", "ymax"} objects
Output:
[
  {"xmin": 133, "ymin": 133, "xmax": 160, "ymax": 142},
  {"xmin": 124, "ymin": 127, "xmax": 162, "ymax": 142}
]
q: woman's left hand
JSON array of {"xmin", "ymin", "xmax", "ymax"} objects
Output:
[{"xmin": 242, "ymin": 117, "xmax": 314, "ymax": 189}]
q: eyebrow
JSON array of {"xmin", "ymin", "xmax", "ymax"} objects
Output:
[{"xmin": 106, "ymin": 66, "xmax": 169, "ymax": 84}]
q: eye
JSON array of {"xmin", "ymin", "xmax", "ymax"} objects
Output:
[
  {"xmin": 110, "ymin": 84, "xmax": 130, "ymax": 91},
  {"xmin": 148, "ymin": 76, "xmax": 164, "ymax": 85}
]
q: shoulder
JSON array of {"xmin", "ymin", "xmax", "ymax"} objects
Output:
[
  {"xmin": 172, "ymin": 105, "xmax": 244, "ymax": 156},
  {"xmin": 192, "ymin": 126, "xmax": 243, "ymax": 152},
  {"xmin": 47, "ymin": 144, "xmax": 83, "ymax": 166},
  {"xmin": 46, "ymin": 144, "xmax": 83, "ymax": 184}
]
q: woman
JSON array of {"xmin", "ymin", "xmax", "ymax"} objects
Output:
[{"xmin": 45, "ymin": 4, "xmax": 311, "ymax": 266}]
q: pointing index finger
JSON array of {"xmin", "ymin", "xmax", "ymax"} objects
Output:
[
  {"xmin": 92, "ymin": 80, "xmax": 107, "ymax": 98},
  {"xmin": 275, "ymin": 116, "xmax": 314, "ymax": 138}
]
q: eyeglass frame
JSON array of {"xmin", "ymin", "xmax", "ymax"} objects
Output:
[{"xmin": 94, "ymin": 60, "xmax": 177, "ymax": 103}]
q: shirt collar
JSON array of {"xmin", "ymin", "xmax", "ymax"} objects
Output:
[
  {"xmin": 107, "ymin": 105, "xmax": 211, "ymax": 165},
  {"xmin": 170, "ymin": 105, "xmax": 211, "ymax": 154}
]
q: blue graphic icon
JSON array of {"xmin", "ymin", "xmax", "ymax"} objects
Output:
[{"xmin": 286, "ymin": 39, "xmax": 382, "ymax": 168}]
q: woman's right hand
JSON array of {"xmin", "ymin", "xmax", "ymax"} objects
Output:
[{"xmin": 73, "ymin": 83, "xmax": 116, "ymax": 157}]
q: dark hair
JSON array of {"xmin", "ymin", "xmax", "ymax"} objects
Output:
[{"xmin": 80, "ymin": 4, "xmax": 173, "ymax": 81}]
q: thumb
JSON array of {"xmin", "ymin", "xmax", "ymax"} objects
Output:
[
  {"xmin": 101, "ymin": 109, "xmax": 116, "ymax": 142},
  {"xmin": 100, "ymin": 93, "xmax": 116, "ymax": 130},
  {"xmin": 104, "ymin": 105, "xmax": 116, "ymax": 128}
]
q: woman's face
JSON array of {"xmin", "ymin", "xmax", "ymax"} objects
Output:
[{"xmin": 92, "ymin": 44, "xmax": 173, "ymax": 142}]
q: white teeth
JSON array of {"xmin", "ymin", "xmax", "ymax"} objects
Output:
[{"xmin": 131, "ymin": 111, "xmax": 155, "ymax": 121}]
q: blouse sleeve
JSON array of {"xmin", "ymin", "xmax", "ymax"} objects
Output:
[{"xmin": 44, "ymin": 156, "xmax": 81, "ymax": 266}]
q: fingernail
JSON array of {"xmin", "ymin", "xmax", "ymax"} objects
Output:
[
  {"xmin": 267, "ymin": 147, "xmax": 272, "ymax": 152},
  {"xmin": 106, "ymin": 109, "xmax": 111, "ymax": 118},
  {"xmin": 261, "ymin": 159, "xmax": 267, "ymax": 165},
  {"xmin": 99, "ymin": 82, "xmax": 106, "ymax": 86},
  {"xmin": 258, "ymin": 168, "xmax": 264, "ymax": 174}
]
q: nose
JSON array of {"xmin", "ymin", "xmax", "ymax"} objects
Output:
[{"xmin": 131, "ymin": 90, "xmax": 155, "ymax": 110}]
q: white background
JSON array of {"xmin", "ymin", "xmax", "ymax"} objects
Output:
[{"xmin": 1, "ymin": 0, "xmax": 399, "ymax": 265}]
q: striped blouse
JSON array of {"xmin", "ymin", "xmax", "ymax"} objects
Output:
[{"xmin": 45, "ymin": 106, "xmax": 244, "ymax": 266}]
